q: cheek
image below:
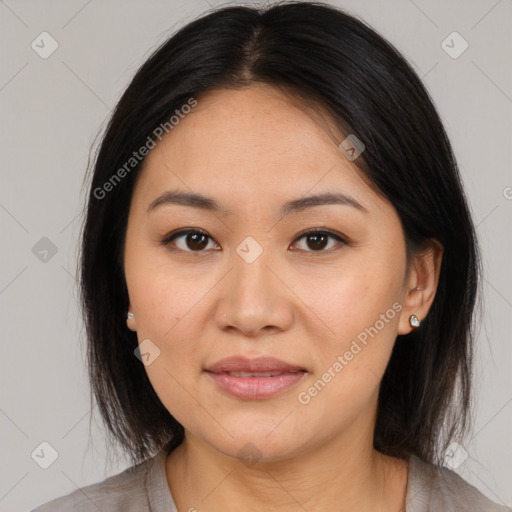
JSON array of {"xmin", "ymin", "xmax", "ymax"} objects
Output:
[
  {"xmin": 294, "ymin": 280, "xmax": 401, "ymax": 429},
  {"xmin": 293, "ymin": 254, "xmax": 404, "ymax": 379},
  {"xmin": 126, "ymin": 249, "xmax": 207, "ymax": 336},
  {"xmin": 128, "ymin": 267, "xmax": 209, "ymax": 420},
  {"xmin": 297, "ymin": 262, "xmax": 402, "ymax": 336}
]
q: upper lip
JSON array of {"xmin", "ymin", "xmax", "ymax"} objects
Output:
[{"xmin": 205, "ymin": 356, "xmax": 306, "ymax": 374}]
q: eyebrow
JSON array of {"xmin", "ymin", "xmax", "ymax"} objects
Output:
[{"xmin": 146, "ymin": 189, "xmax": 368, "ymax": 216}]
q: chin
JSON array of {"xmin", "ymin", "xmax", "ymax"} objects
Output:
[{"xmin": 194, "ymin": 422, "xmax": 311, "ymax": 465}]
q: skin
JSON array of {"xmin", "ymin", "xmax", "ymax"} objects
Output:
[{"xmin": 124, "ymin": 84, "xmax": 443, "ymax": 512}]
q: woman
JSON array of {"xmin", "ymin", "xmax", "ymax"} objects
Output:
[{"xmin": 32, "ymin": 1, "xmax": 508, "ymax": 511}]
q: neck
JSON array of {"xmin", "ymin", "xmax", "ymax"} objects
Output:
[{"xmin": 165, "ymin": 415, "xmax": 409, "ymax": 512}]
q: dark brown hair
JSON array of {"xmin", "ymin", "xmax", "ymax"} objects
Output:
[{"xmin": 78, "ymin": 1, "xmax": 480, "ymax": 468}]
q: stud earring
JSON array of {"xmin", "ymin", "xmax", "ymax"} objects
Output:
[
  {"xmin": 127, "ymin": 312, "xmax": 134, "ymax": 319},
  {"xmin": 409, "ymin": 314, "xmax": 420, "ymax": 328}
]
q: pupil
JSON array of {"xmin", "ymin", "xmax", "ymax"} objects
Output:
[
  {"xmin": 308, "ymin": 233, "xmax": 327, "ymax": 250},
  {"xmin": 184, "ymin": 233, "xmax": 329, "ymax": 251},
  {"xmin": 188, "ymin": 233, "xmax": 208, "ymax": 250}
]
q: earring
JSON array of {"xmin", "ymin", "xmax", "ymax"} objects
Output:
[
  {"xmin": 409, "ymin": 314, "xmax": 420, "ymax": 328},
  {"xmin": 127, "ymin": 312, "xmax": 134, "ymax": 319}
]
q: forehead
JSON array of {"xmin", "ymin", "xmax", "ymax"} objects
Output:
[
  {"xmin": 164, "ymin": 85, "xmax": 344, "ymax": 166},
  {"xmin": 131, "ymin": 85, "xmax": 386, "ymax": 216}
]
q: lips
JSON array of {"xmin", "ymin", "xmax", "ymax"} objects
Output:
[
  {"xmin": 205, "ymin": 356, "xmax": 307, "ymax": 400},
  {"xmin": 221, "ymin": 370, "xmax": 286, "ymax": 377},
  {"xmin": 205, "ymin": 356, "xmax": 306, "ymax": 374}
]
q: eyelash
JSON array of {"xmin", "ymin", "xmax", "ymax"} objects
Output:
[{"xmin": 160, "ymin": 228, "xmax": 348, "ymax": 255}]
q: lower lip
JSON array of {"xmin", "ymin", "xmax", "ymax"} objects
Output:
[{"xmin": 205, "ymin": 371, "xmax": 306, "ymax": 400}]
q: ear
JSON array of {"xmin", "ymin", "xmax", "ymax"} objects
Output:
[
  {"xmin": 398, "ymin": 239, "xmax": 444, "ymax": 335},
  {"xmin": 126, "ymin": 301, "xmax": 137, "ymax": 332}
]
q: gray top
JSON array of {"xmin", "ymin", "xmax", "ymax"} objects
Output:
[{"xmin": 31, "ymin": 447, "xmax": 509, "ymax": 511}]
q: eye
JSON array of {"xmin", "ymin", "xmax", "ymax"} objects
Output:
[
  {"xmin": 290, "ymin": 229, "xmax": 347, "ymax": 253},
  {"xmin": 160, "ymin": 228, "xmax": 220, "ymax": 252},
  {"xmin": 160, "ymin": 228, "xmax": 348, "ymax": 254}
]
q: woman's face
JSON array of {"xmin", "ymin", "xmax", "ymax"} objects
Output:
[{"xmin": 124, "ymin": 84, "xmax": 428, "ymax": 462}]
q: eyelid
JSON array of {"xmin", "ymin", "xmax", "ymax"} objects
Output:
[
  {"xmin": 292, "ymin": 227, "xmax": 348, "ymax": 245},
  {"xmin": 161, "ymin": 227, "xmax": 209, "ymax": 243}
]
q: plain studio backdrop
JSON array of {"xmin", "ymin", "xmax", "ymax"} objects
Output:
[{"xmin": 0, "ymin": 0, "xmax": 510, "ymax": 511}]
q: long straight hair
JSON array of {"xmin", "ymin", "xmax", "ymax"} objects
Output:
[{"xmin": 79, "ymin": 1, "xmax": 480, "ymax": 467}]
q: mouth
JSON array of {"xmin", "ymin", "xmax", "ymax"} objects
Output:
[
  {"xmin": 215, "ymin": 370, "xmax": 296, "ymax": 377},
  {"xmin": 205, "ymin": 356, "xmax": 307, "ymax": 400}
]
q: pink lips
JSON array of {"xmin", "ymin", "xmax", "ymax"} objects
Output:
[{"xmin": 205, "ymin": 356, "xmax": 307, "ymax": 400}]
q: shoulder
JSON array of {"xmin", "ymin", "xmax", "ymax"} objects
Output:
[
  {"xmin": 30, "ymin": 456, "xmax": 152, "ymax": 512},
  {"xmin": 407, "ymin": 454, "xmax": 510, "ymax": 512}
]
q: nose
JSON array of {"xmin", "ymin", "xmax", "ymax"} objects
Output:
[{"xmin": 214, "ymin": 240, "xmax": 294, "ymax": 338}]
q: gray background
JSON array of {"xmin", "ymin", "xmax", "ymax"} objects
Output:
[{"xmin": 0, "ymin": 0, "xmax": 511, "ymax": 510}]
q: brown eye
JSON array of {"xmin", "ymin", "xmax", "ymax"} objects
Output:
[
  {"xmin": 291, "ymin": 230, "xmax": 347, "ymax": 253},
  {"xmin": 183, "ymin": 232, "xmax": 209, "ymax": 250},
  {"xmin": 161, "ymin": 228, "xmax": 347, "ymax": 254},
  {"xmin": 305, "ymin": 232, "xmax": 329, "ymax": 250},
  {"xmin": 161, "ymin": 229, "xmax": 219, "ymax": 252}
]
